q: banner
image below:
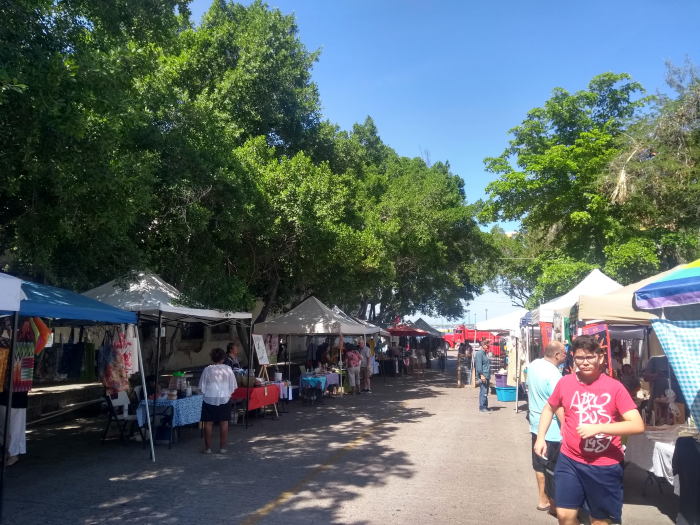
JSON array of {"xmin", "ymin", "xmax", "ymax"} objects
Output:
[
  {"xmin": 539, "ymin": 322, "xmax": 553, "ymax": 356},
  {"xmin": 581, "ymin": 323, "xmax": 612, "ymax": 377},
  {"xmin": 650, "ymin": 320, "xmax": 700, "ymax": 427}
]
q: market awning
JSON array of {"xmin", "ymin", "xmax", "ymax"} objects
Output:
[
  {"xmin": 82, "ymin": 273, "xmax": 251, "ymax": 324},
  {"xmin": 332, "ymin": 306, "xmax": 384, "ymax": 336},
  {"xmin": 476, "ymin": 308, "xmax": 528, "ymax": 334},
  {"xmin": 0, "ymin": 273, "xmax": 25, "ymax": 312},
  {"xmin": 386, "ymin": 324, "xmax": 429, "ymax": 337},
  {"xmin": 408, "ymin": 318, "xmax": 442, "ymax": 337},
  {"xmin": 5, "ymin": 281, "xmax": 137, "ymax": 324},
  {"xmin": 254, "ymin": 296, "xmax": 368, "ymax": 335},
  {"xmin": 634, "ymin": 258, "xmax": 700, "ymax": 310}
]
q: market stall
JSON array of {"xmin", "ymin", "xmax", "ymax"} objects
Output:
[
  {"xmin": 0, "ymin": 275, "xmax": 144, "ymax": 522},
  {"xmin": 253, "ymin": 296, "xmax": 374, "ymax": 399}
]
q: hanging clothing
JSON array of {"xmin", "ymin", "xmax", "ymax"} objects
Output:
[{"xmin": 0, "ymin": 406, "xmax": 26, "ymax": 457}]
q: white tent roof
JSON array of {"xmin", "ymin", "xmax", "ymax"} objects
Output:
[
  {"xmin": 476, "ymin": 308, "xmax": 529, "ymax": 334},
  {"xmin": 332, "ymin": 306, "xmax": 385, "ymax": 336},
  {"xmin": 254, "ymin": 297, "xmax": 368, "ymax": 335},
  {"xmin": 82, "ymin": 272, "xmax": 251, "ymax": 322},
  {"xmin": 530, "ymin": 269, "xmax": 621, "ymax": 325},
  {"xmin": 0, "ymin": 273, "xmax": 26, "ymax": 312}
]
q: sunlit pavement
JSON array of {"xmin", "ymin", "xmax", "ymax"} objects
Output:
[{"xmin": 3, "ymin": 352, "xmax": 676, "ymax": 524}]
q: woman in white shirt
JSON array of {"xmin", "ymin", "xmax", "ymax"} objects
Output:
[{"xmin": 199, "ymin": 348, "xmax": 237, "ymax": 454}]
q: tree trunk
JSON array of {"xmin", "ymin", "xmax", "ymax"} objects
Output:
[
  {"xmin": 254, "ymin": 277, "xmax": 281, "ymax": 324},
  {"xmin": 236, "ymin": 323, "xmax": 251, "ymax": 367}
]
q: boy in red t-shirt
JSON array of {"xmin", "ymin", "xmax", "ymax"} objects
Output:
[{"xmin": 534, "ymin": 335, "xmax": 644, "ymax": 525}]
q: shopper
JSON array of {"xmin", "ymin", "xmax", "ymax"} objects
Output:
[
  {"xmin": 223, "ymin": 342, "xmax": 240, "ymax": 370},
  {"xmin": 359, "ymin": 339, "xmax": 372, "ymax": 393},
  {"xmin": 474, "ymin": 339, "xmax": 492, "ymax": 413},
  {"xmin": 527, "ymin": 341, "xmax": 567, "ymax": 515},
  {"xmin": 345, "ymin": 346, "xmax": 362, "ymax": 395},
  {"xmin": 199, "ymin": 347, "xmax": 237, "ymax": 454},
  {"xmin": 534, "ymin": 335, "xmax": 644, "ymax": 525}
]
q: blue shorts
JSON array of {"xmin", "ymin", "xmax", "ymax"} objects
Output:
[{"xmin": 554, "ymin": 452, "xmax": 623, "ymax": 523}]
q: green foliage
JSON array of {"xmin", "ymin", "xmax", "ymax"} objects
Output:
[{"xmin": 526, "ymin": 257, "xmax": 597, "ymax": 309}]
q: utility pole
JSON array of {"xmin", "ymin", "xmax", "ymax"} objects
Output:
[{"xmin": 485, "ymin": 309, "xmax": 488, "ymax": 320}]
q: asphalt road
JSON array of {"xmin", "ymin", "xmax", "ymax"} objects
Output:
[{"xmin": 2, "ymin": 352, "xmax": 677, "ymax": 524}]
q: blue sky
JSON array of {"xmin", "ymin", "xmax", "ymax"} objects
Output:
[{"xmin": 188, "ymin": 0, "xmax": 700, "ymax": 324}]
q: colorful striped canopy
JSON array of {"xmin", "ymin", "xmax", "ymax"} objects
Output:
[{"xmin": 634, "ymin": 259, "xmax": 700, "ymax": 310}]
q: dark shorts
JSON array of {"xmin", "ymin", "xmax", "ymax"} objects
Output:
[
  {"xmin": 201, "ymin": 401, "xmax": 232, "ymax": 423},
  {"xmin": 531, "ymin": 433, "xmax": 560, "ymax": 473},
  {"xmin": 554, "ymin": 452, "xmax": 623, "ymax": 523}
]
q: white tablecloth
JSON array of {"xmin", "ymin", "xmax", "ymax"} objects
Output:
[{"xmin": 625, "ymin": 428, "xmax": 680, "ymax": 495}]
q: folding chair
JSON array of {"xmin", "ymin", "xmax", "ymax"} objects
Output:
[{"xmin": 102, "ymin": 392, "xmax": 142, "ymax": 446}]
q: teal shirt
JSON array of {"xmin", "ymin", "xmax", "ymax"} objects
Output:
[{"xmin": 526, "ymin": 358, "xmax": 562, "ymax": 442}]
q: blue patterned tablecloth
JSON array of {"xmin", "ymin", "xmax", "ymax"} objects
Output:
[
  {"xmin": 300, "ymin": 376, "xmax": 327, "ymax": 391},
  {"xmin": 137, "ymin": 395, "xmax": 203, "ymax": 428}
]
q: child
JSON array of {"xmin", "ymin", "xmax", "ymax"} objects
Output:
[{"xmin": 534, "ymin": 335, "xmax": 644, "ymax": 525}]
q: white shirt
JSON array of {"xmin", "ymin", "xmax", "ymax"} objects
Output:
[
  {"xmin": 360, "ymin": 346, "xmax": 371, "ymax": 368},
  {"xmin": 199, "ymin": 364, "xmax": 237, "ymax": 405}
]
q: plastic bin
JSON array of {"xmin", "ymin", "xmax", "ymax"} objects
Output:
[
  {"xmin": 494, "ymin": 373, "xmax": 508, "ymax": 388},
  {"xmin": 495, "ymin": 386, "xmax": 517, "ymax": 402}
]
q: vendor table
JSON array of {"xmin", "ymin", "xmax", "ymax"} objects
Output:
[
  {"xmin": 137, "ymin": 394, "xmax": 203, "ymax": 428},
  {"xmin": 298, "ymin": 372, "xmax": 339, "ymax": 390},
  {"xmin": 232, "ymin": 386, "xmax": 279, "ymax": 413},
  {"xmin": 625, "ymin": 426, "xmax": 680, "ymax": 495}
]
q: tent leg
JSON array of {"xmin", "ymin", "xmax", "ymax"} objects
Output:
[
  {"xmin": 0, "ymin": 311, "xmax": 19, "ymax": 523},
  {"xmin": 246, "ymin": 322, "xmax": 252, "ymax": 429},
  {"xmin": 153, "ymin": 311, "xmax": 162, "ymax": 440},
  {"xmin": 514, "ymin": 337, "xmax": 520, "ymax": 414},
  {"xmin": 135, "ymin": 318, "xmax": 155, "ymax": 462}
]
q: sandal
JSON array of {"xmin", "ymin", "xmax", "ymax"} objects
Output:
[
  {"xmin": 5, "ymin": 456, "xmax": 18, "ymax": 467},
  {"xmin": 536, "ymin": 505, "xmax": 551, "ymax": 511}
]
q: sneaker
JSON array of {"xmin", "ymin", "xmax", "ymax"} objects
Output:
[
  {"xmin": 479, "ymin": 409, "xmax": 492, "ymax": 414},
  {"xmin": 366, "ymin": 389, "xmax": 372, "ymax": 394},
  {"xmin": 202, "ymin": 448, "xmax": 212, "ymax": 454}
]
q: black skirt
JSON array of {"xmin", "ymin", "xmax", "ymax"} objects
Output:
[{"xmin": 201, "ymin": 401, "xmax": 231, "ymax": 422}]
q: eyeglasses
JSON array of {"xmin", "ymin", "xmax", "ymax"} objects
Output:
[{"xmin": 573, "ymin": 354, "xmax": 600, "ymax": 363}]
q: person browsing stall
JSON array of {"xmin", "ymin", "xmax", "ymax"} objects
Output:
[
  {"xmin": 534, "ymin": 335, "xmax": 644, "ymax": 525},
  {"xmin": 223, "ymin": 342, "xmax": 240, "ymax": 370},
  {"xmin": 359, "ymin": 339, "xmax": 372, "ymax": 394},
  {"xmin": 199, "ymin": 348, "xmax": 237, "ymax": 454},
  {"xmin": 345, "ymin": 346, "xmax": 362, "ymax": 395},
  {"xmin": 474, "ymin": 340, "xmax": 492, "ymax": 413},
  {"xmin": 527, "ymin": 341, "xmax": 567, "ymax": 516}
]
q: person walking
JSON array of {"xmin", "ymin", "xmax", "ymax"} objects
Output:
[
  {"xmin": 474, "ymin": 339, "xmax": 492, "ymax": 413},
  {"xmin": 359, "ymin": 339, "xmax": 372, "ymax": 393},
  {"xmin": 345, "ymin": 346, "xmax": 362, "ymax": 395},
  {"xmin": 199, "ymin": 348, "xmax": 238, "ymax": 454},
  {"xmin": 527, "ymin": 341, "xmax": 567, "ymax": 515},
  {"xmin": 534, "ymin": 335, "xmax": 644, "ymax": 525}
]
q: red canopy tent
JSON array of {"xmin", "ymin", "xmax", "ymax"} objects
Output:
[{"xmin": 386, "ymin": 324, "xmax": 429, "ymax": 337}]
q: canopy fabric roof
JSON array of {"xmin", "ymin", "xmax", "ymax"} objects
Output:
[
  {"xmin": 575, "ymin": 268, "xmax": 681, "ymax": 325},
  {"xmin": 17, "ymin": 281, "xmax": 137, "ymax": 324},
  {"xmin": 0, "ymin": 273, "xmax": 25, "ymax": 312},
  {"xmin": 83, "ymin": 273, "xmax": 251, "ymax": 323},
  {"xmin": 254, "ymin": 297, "xmax": 368, "ymax": 335},
  {"xmin": 635, "ymin": 259, "xmax": 700, "ymax": 310},
  {"xmin": 408, "ymin": 318, "xmax": 442, "ymax": 337},
  {"xmin": 476, "ymin": 308, "xmax": 529, "ymax": 334},
  {"xmin": 386, "ymin": 324, "xmax": 429, "ymax": 337},
  {"xmin": 530, "ymin": 270, "xmax": 621, "ymax": 325},
  {"xmin": 332, "ymin": 306, "xmax": 385, "ymax": 336}
]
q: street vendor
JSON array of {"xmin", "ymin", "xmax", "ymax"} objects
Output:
[{"xmin": 643, "ymin": 355, "xmax": 685, "ymax": 423}]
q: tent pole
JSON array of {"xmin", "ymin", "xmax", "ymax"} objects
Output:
[
  {"xmin": 153, "ymin": 310, "xmax": 162, "ymax": 438},
  {"xmin": 135, "ymin": 319, "xmax": 155, "ymax": 462},
  {"xmin": 246, "ymin": 322, "xmax": 252, "ymax": 429},
  {"xmin": 514, "ymin": 336, "xmax": 520, "ymax": 414},
  {"xmin": 0, "ymin": 311, "xmax": 19, "ymax": 523}
]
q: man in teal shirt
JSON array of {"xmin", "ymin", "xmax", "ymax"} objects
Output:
[
  {"xmin": 474, "ymin": 340, "xmax": 492, "ymax": 413},
  {"xmin": 527, "ymin": 340, "xmax": 566, "ymax": 514}
]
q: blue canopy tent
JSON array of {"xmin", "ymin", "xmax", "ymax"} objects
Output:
[{"xmin": 0, "ymin": 275, "xmax": 151, "ymax": 522}]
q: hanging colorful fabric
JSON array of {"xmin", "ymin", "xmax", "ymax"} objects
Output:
[
  {"xmin": 33, "ymin": 317, "xmax": 51, "ymax": 355},
  {"xmin": 13, "ymin": 341, "xmax": 35, "ymax": 392}
]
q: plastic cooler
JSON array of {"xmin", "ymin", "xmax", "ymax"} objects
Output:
[
  {"xmin": 494, "ymin": 373, "xmax": 508, "ymax": 388},
  {"xmin": 495, "ymin": 386, "xmax": 517, "ymax": 402}
]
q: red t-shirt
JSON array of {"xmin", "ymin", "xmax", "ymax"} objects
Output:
[{"xmin": 548, "ymin": 372, "xmax": 638, "ymax": 466}]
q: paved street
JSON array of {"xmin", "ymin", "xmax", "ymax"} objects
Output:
[{"xmin": 4, "ymin": 352, "xmax": 677, "ymax": 524}]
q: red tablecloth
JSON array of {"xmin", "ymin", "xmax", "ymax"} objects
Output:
[{"xmin": 232, "ymin": 386, "xmax": 279, "ymax": 411}]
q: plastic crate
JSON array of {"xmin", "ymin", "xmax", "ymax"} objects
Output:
[
  {"xmin": 494, "ymin": 373, "xmax": 507, "ymax": 388},
  {"xmin": 495, "ymin": 386, "xmax": 517, "ymax": 402}
]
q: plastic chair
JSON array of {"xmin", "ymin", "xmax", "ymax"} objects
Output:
[{"xmin": 102, "ymin": 391, "xmax": 142, "ymax": 446}]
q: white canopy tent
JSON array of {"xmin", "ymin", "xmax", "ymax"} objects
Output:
[
  {"xmin": 530, "ymin": 269, "xmax": 621, "ymax": 325},
  {"xmin": 332, "ymin": 306, "xmax": 387, "ymax": 337},
  {"xmin": 254, "ymin": 297, "xmax": 368, "ymax": 335},
  {"xmin": 0, "ymin": 273, "xmax": 25, "ymax": 312},
  {"xmin": 476, "ymin": 308, "xmax": 529, "ymax": 335}
]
